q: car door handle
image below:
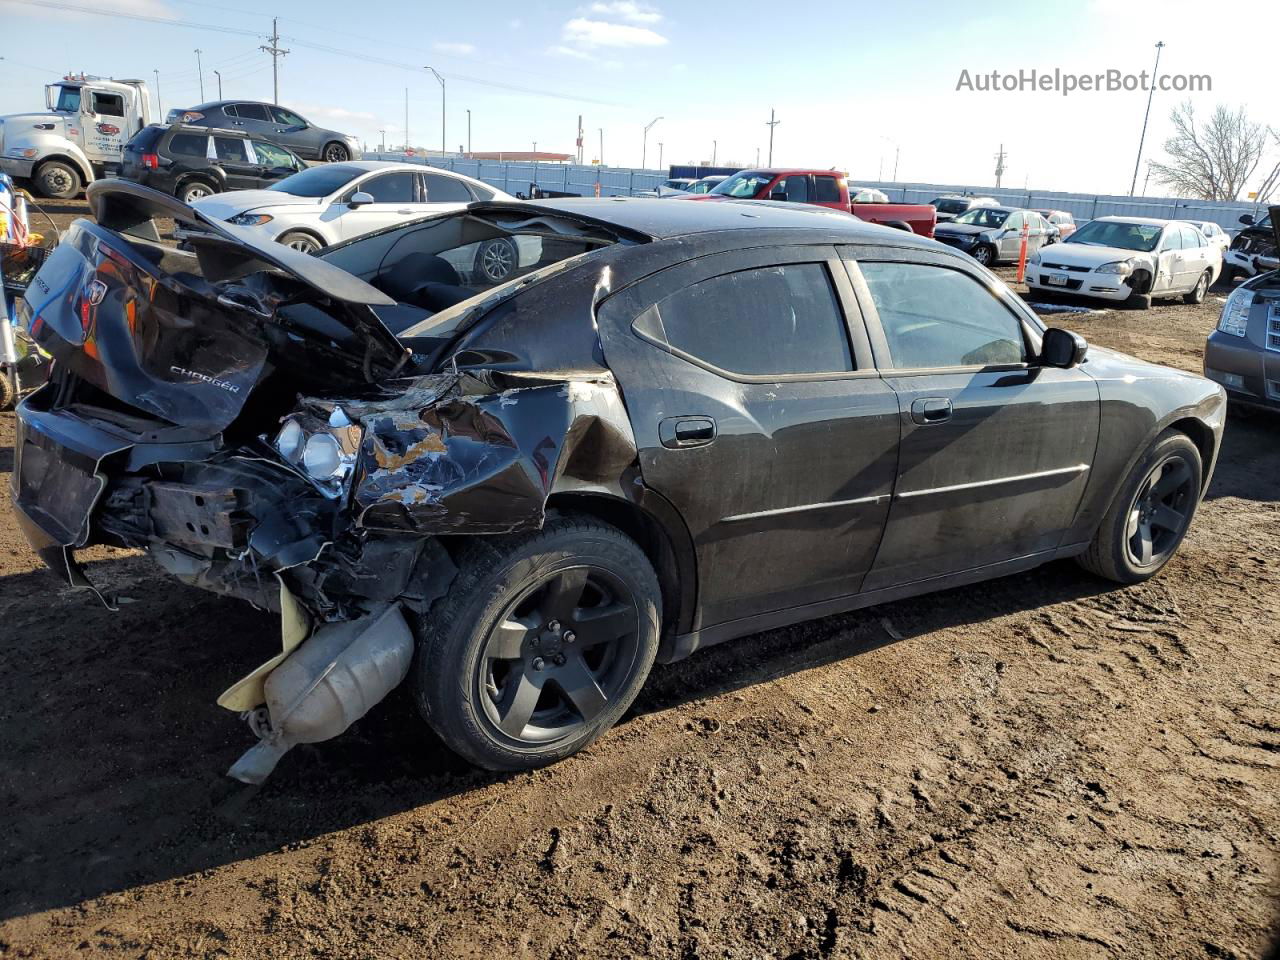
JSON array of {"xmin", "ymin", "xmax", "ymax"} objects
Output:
[
  {"xmin": 659, "ymin": 416, "xmax": 717, "ymax": 449},
  {"xmin": 910, "ymin": 397, "xmax": 953, "ymax": 425}
]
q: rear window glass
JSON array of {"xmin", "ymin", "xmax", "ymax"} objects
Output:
[
  {"xmin": 933, "ymin": 199, "xmax": 969, "ymax": 214},
  {"xmin": 640, "ymin": 263, "xmax": 852, "ymax": 376},
  {"xmin": 168, "ymin": 133, "xmax": 208, "ymax": 158}
]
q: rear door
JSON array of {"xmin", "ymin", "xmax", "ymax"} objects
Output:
[
  {"xmin": 1178, "ymin": 225, "xmax": 1211, "ymax": 286},
  {"xmin": 596, "ymin": 245, "xmax": 901, "ymax": 630},
  {"xmin": 337, "ymin": 170, "xmax": 419, "ymax": 239},
  {"xmin": 226, "ymin": 102, "xmax": 275, "ymax": 139},
  {"xmin": 811, "ymin": 173, "xmax": 846, "ymax": 211},
  {"xmin": 845, "ymin": 248, "xmax": 1099, "ymax": 589},
  {"xmin": 421, "ymin": 171, "xmax": 477, "ymax": 209}
]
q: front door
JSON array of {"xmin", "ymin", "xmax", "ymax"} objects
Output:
[
  {"xmin": 846, "ymin": 250, "xmax": 1100, "ymax": 590},
  {"xmin": 998, "ymin": 211, "xmax": 1026, "ymax": 261},
  {"xmin": 597, "ymin": 245, "xmax": 901, "ymax": 630},
  {"xmin": 1153, "ymin": 227, "xmax": 1183, "ymax": 295},
  {"xmin": 337, "ymin": 171, "xmax": 419, "ymax": 240},
  {"xmin": 81, "ymin": 88, "xmax": 128, "ymax": 167}
]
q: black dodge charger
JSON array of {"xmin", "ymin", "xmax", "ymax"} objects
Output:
[{"xmin": 10, "ymin": 181, "xmax": 1226, "ymax": 782}]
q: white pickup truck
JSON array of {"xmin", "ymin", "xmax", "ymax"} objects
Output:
[{"xmin": 0, "ymin": 74, "xmax": 153, "ymax": 199}]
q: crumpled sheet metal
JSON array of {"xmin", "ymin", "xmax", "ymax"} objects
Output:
[{"xmin": 347, "ymin": 371, "xmax": 637, "ymax": 534}]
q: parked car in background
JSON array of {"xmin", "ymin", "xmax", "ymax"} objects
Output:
[
  {"xmin": 1222, "ymin": 212, "xmax": 1275, "ymax": 286},
  {"xmin": 190, "ymin": 161, "xmax": 531, "ymax": 280},
  {"xmin": 929, "ymin": 194, "xmax": 998, "ymax": 223},
  {"xmin": 932, "ymin": 207, "xmax": 1052, "ymax": 266},
  {"xmin": 1025, "ymin": 217, "xmax": 1221, "ymax": 309},
  {"xmin": 1036, "ymin": 209, "xmax": 1077, "ymax": 242},
  {"xmin": 13, "ymin": 183, "xmax": 1224, "ymax": 782},
  {"xmin": 685, "ymin": 168, "xmax": 936, "ymax": 236},
  {"xmin": 1204, "ymin": 208, "xmax": 1280, "ymax": 410},
  {"xmin": 165, "ymin": 101, "xmax": 361, "ymax": 163},
  {"xmin": 1186, "ymin": 220, "xmax": 1228, "ymax": 259},
  {"xmin": 850, "ymin": 186, "xmax": 889, "ymax": 203},
  {"xmin": 687, "ymin": 175, "xmax": 727, "ymax": 194},
  {"xmin": 120, "ymin": 124, "xmax": 306, "ymax": 203}
]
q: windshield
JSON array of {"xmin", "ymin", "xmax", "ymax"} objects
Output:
[
  {"xmin": 267, "ymin": 163, "xmax": 364, "ymax": 197},
  {"xmin": 952, "ymin": 208, "xmax": 1010, "ymax": 228},
  {"xmin": 53, "ymin": 85, "xmax": 82, "ymax": 113},
  {"xmin": 710, "ymin": 171, "xmax": 774, "ymax": 199},
  {"xmin": 1068, "ymin": 219, "xmax": 1163, "ymax": 252}
]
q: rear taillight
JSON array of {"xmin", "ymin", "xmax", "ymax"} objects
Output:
[{"xmin": 142, "ymin": 153, "xmax": 160, "ymax": 169}]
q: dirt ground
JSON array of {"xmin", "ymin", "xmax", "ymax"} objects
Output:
[{"xmin": 1, "ymin": 202, "xmax": 1277, "ymax": 959}]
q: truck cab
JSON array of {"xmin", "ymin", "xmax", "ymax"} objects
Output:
[{"xmin": 0, "ymin": 74, "xmax": 152, "ymax": 199}]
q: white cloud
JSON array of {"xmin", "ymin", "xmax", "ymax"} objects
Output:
[
  {"xmin": 432, "ymin": 41, "xmax": 475, "ymax": 56},
  {"xmin": 586, "ymin": 1, "xmax": 662, "ymax": 23},
  {"xmin": 562, "ymin": 17, "xmax": 667, "ymax": 49},
  {"xmin": 548, "ymin": 44, "xmax": 598, "ymax": 61},
  {"xmin": 290, "ymin": 102, "xmax": 379, "ymax": 127},
  {"xmin": 507, "ymin": 17, "xmax": 522, "ymax": 28}
]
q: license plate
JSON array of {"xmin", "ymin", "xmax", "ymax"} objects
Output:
[{"xmin": 1047, "ymin": 273, "xmax": 1069, "ymax": 286}]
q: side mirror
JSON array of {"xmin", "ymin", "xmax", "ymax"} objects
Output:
[
  {"xmin": 348, "ymin": 191, "xmax": 374, "ymax": 208},
  {"xmin": 768, "ymin": 189, "xmax": 788, "ymax": 202},
  {"xmin": 1239, "ymin": 214, "xmax": 1255, "ymax": 226},
  {"xmin": 1041, "ymin": 327, "xmax": 1088, "ymax": 368}
]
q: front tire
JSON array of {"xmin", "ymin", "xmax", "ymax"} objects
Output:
[
  {"xmin": 322, "ymin": 142, "xmax": 350, "ymax": 163},
  {"xmin": 277, "ymin": 230, "xmax": 324, "ymax": 255},
  {"xmin": 971, "ymin": 244, "xmax": 996, "ymax": 267},
  {"xmin": 1076, "ymin": 430, "xmax": 1203, "ymax": 584},
  {"xmin": 413, "ymin": 517, "xmax": 661, "ymax": 772},
  {"xmin": 33, "ymin": 160, "xmax": 81, "ymax": 200}
]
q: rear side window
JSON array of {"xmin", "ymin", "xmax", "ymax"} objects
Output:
[
  {"xmin": 234, "ymin": 102, "xmax": 271, "ymax": 122},
  {"xmin": 213, "ymin": 136, "xmax": 248, "ymax": 162},
  {"xmin": 639, "ymin": 263, "xmax": 852, "ymax": 376},
  {"xmin": 813, "ymin": 176, "xmax": 841, "ymax": 203},
  {"xmin": 422, "ymin": 173, "xmax": 474, "ymax": 203},
  {"xmin": 858, "ymin": 261, "xmax": 1026, "ymax": 369},
  {"xmin": 168, "ymin": 133, "xmax": 208, "ymax": 157}
]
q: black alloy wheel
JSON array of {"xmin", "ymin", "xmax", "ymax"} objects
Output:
[
  {"xmin": 323, "ymin": 142, "xmax": 350, "ymax": 163},
  {"xmin": 1125, "ymin": 454, "xmax": 1196, "ymax": 569}
]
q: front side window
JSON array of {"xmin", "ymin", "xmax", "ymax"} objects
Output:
[
  {"xmin": 167, "ymin": 133, "xmax": 208, "ymax": 157},
  {"xmin": 422, "ymin": 173, "xmax": 474, "ymax": 203},
  {"xmin": 234, "ymin": 102, "xmax": 271, "ymax": 122},
  {"xmin": 640, "ymin": 263, "xmax": 852, "ymax": 377},
  {"xmin": 91, "ymin": 93, "xmax": 125, "ymax": 117},
  {"xmin": 859, "ymin": 261, "xmax": 1027, "ymax": 369},
  {"xmin": 1159, "ymin": 228, "xmax": 1183, "ymax": 252},
  {"xmin": 771, "ymin": 176, "xmax": 809, "ymax": 203},
  {"xmin": 1179, "ymin": 226, "xmax": 1203, "ymax": 249},
  {"xmin": 213, "ymin": 136, "xmax": 248, "ymax": 162},
  {"xmin": 251, "ymin": 141, "xmax": 295, "ymax": 167},
  {"xmin": 361, "ymin": 172, "xmax": 416, "ymax": 203},
  {"xmin": 270, "ymin": 106, "xmax": 305, "ymax": 126}
]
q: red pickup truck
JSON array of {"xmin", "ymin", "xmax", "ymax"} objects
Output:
[{"xmin": 680, "ymin": 168, "xmax": 936, "ymax": 237}]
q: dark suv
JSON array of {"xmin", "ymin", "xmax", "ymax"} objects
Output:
[
  {"xmin": 120, "ymin": 124, "xmax": 307, "ymax": 204},
  {"xmin": 165, "ymin": 101, "xmax": 361, "ymax": 163}
]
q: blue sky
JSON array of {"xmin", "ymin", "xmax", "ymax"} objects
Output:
[{"xmin": 1, "ymin": 0, "xmax": 1277, "ymax": 195}]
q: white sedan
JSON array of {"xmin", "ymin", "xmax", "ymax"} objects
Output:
[
  {"xmin": 191, "ymin": 161, "xmax": 538, "ymax": 283},
  {"xmin": 1024, "ymin": 216, "xmax": 1221, "ymax": 309}
]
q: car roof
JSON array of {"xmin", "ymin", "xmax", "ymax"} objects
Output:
[{"xmin": 479, "ymin": 196, "xmax": 935, "ymax": 244}]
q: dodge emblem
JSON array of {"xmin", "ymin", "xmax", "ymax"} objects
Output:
[{"xmin": 86, "ymin": 279, "xmax": 107, "ymax": 306}]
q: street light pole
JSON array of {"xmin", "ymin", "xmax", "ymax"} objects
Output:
[
  {"xmin": 599, "ymin": 128, "xmax": 604, "ymax": 166},
  {"xmin": 765, "ymin": 108, "xmax": 780, "ymax": 166},
  {"xmin": 712, "ymin": 139, "xmax": 717, "ymax": 166},
  {"xmin": 378, "ymin": 129, "xmax": 385, "ymax": 152},
  {"xmin": 214, "ymin": 69, "xmax": 222, "ymax": 99},
  {"xmin": 194, "ymin": 49, "xmax": 204, "ymax": 102},
  {"xmin": 466, "ymin": 109, "xmax": 471, "ymax": 153},
  {"xmin": 153, "ymin": 69, "xmax": 162, "ymax": 118},
  {"xmin": 1129, "ymin": 41, "xmax": 1165, "ymax": 196},
  {"xmin": 425, "ymin": 66, "xmax": 445, "ymax": 155},
  {"xmin": 642, "ymin": 116, "xmax": 662, "ymax": 170},
  {"xmin": 658, "ymin": 142, "xmax": 663, "ymax": 169}
]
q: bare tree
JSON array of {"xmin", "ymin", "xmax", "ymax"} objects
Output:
[
  {"xmin": 1249, "ymin": 127, "xmax": 1280, "ymax": 212},
  {"xmin": 1149, "ymin": 101, "xmax": 1268, "ymax": 201}
]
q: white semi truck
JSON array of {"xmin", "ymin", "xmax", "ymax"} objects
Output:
[{"xmin": 0, "ymin": 74, "xmax": 153, "ymax": 199}]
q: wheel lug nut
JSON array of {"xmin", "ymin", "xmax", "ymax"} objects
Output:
[
  {"xmin": 563, "ymin": 630, "xmax": 576, "ymax": 644},
  {"xmin": 555, "ymin": 655, "xmax": 566, "ymax": 666},
  {"xmin": 548, "ymin": 620, "xmax": 560, "ymax": 632},
  {"xmin": 532, "ymin": 657, "xmax": 545, "ymax": 671}
]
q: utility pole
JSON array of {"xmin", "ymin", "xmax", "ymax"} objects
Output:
[
  {"xmin": 425, "ymin": 66, "xmax": 445, "ymax": 155},
  {"xmin": 1129, "ymin": 40, "xmax": 1165, "ymax": 196},
  {"xmin": 712, "ymin": 139, "xmax": 717, "ymax": 166},
  {"xmin": 404, "ymin": 87, "xmax": 409, "ymax": 152},
  {"xmin": 260, "ymin": 17, "xmax": 290, "ymax": 105},
  {"xmin": 994, "ymin": 144, "xmax": 1006, "ymax": 188},
  {"xmin": 214, "ymin": 69, "xmax": 222, "ymax": 99},
  {"xmin": 466, "ymin": 109, "xmax": 471, "ymax": 153},
  {"xmin": 893, "ymin": 145, "xmax": 900, "ymax": 181},
  {"xmin": 756, "ymin": 146, "xmax": 760, "ymax": 166},
  {"xmin": 576, "ymin": 114, "xmax": 583, "ymax": 163},
  {"xmin": 642, "ymin": 116, "xmax": 662, "ymax": 170},
  {"xmin": 153, "ymin": 69, "xmax": 162, "ymax": 118},
  {"xmin": 765, "ymin": 108, "xmax": 780, "ymax": 166},
  {"xmin": 658, "ymin": 142, "xmax": 664, "ymax": 168},
  {"xmin": 378, "ymin": 129, "xmax": 385, "ymax": 152},
  {"xmin": 194, "ymin": 49, "xmax": 204, "ymax": 101},
  {"xmin": 599, "ymin": 128, "xmax": 604, "ymax": 166}
]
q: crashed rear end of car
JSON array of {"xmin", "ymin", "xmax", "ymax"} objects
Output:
[{"xmin": 11, "ymin": 180, "xmax": 646, "ymax": 783}]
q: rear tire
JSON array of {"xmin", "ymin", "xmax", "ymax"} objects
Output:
[
  {"xmin": 1183, "ymin": 270, "xmax": 1211, "ymax": 305},
  {"xmin": 1216, "ymin": 265, "xmax": 1238, "ymax": 288},
  {"xmin": 33, "ymin": 160, "xmax": 81, "ymax": 200},
  {"xmin": 412, "ymin": 517, "xmax": 661, "ymax": 771},
  {"xmin": 1076, "ymin": 430, "xmax": 1202, "ymax": 584},
  {"xmin": 0, "ymin": 369, "xmax": 15, "ymax": 411},
  {"xmin": 177, "ymin": 178, "xmax": 217, "ymax": 204}
]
